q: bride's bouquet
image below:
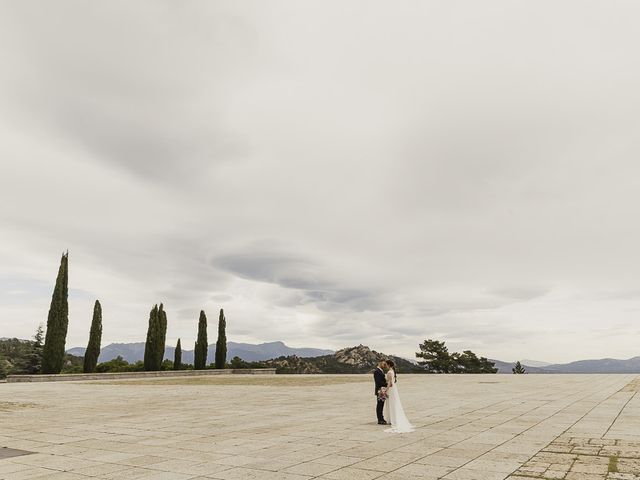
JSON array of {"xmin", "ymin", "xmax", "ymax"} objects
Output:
[{"xmin": 377, "ymin": 387, "xmax": 388, "ymax": 401}]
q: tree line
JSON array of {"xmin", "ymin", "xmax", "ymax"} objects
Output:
[
  {"xmin": 415, "ymin": 339, "xmax": 498, "ymax": 373},
  {"xmin": 0, "ymin": 252, "xmax": 526, "ymax": 377},
  {"xmin": 33, "ymin": 252, "xmax": 228, "ymax": 374}
]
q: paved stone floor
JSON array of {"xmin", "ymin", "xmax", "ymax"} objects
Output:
[{"xmin": 0, "ymin": 374, "xmax": 639, "ymax": 480}]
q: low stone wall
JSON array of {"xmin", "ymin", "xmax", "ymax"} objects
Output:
[{"xmin": 6, "ymin": 368, "xmax": 276, "ymax": 383}]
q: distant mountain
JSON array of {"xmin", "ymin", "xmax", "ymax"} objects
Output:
[
  {"xmin": 61, "ymin": 343, "xmax": 640, "ymax": 374},
  {"xmin": 521, "ymin": 359, "xmax": 553, "ymax": 368},
  {"xmin": 68, "ymin": 342, "xmax": 147, "ymax": 364},
  {"xmin": 543, "ymin": 357, "xmax": 640, "ymax": 373},
  {"xmin": 226, "ymin": 341, "xmax": 333, "ymax": 362},
  {"xmin": 490, "ymin": 359, "xmax": 549, "ymax": 374},
  {"xmin": 491, "ymin": 356, "xmax": 640, "ymax": 374},
  {"xmin": 255, "ymin": 345, "xmax": 426, "ymax": 374},
  {"xmin": 67, "ymin": 341, "xmax": 333, "ymax": 364}
]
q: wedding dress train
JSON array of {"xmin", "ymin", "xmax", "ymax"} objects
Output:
[{"xmin": 384, "ymin": 368, "xmax": 414, "ymax": 433}]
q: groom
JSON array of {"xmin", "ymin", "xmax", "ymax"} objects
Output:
[{"xmin": 374, "ymin": 360, "xmax": 388, "ymax": 425}]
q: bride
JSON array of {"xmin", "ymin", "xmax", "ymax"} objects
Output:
[{"xmin": 383, "ymin": 360, "xmax": 414, "ymax": 433}]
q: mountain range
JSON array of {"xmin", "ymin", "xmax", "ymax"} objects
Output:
[
  {"xmin": 64, "ymin": 341, "xmax": 640, "ymax": 373},
  {"xmin": 66, "ymin": 341, "xmax": 333, "ymax": 364},
  {"xmin": 491, "ymin": 357, "xmax": 640, "ymax": 374},
  {"xmin": 520, "ymin": 359, "xmax": 552, "ymax": 367}
]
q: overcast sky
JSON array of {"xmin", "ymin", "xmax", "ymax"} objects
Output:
[{"xmin": 2, "ymin": 1, "xmax": 640, "ymax": 363}]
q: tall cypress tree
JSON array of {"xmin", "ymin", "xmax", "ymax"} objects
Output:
[
  {"xmin": 215, "ymin": 308, "xmax": 227, "ymax": 369},
  {"xmin": 42, "ymin": 252, "xmax": 69, "ymax": 374},
  {"xmin": 174, "ymin": 338, "xmax": 182, "ymax": 370},
  {"xmin": 157, "ymin": 304, "xmax": 168, "ymax": 369},
  {"xmin": 83, "ymin": 300, "xmax": 103, "ymax": 373},
  {"xmin": 144, "ymin": 304, "xmax": 159, "ymax": 371},
  {"xmin": 194, "ymin": 310, "xmax": 208, "ymax": 369}
]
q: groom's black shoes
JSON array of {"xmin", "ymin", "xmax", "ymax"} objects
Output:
[{"xmin": 378, "ymin": 420, "xmax": 388, "ymax": 425}]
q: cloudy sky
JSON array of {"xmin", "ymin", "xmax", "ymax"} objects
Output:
[{"xmin": 2, "ymin": 1, "xmax": 640, "ymax": 363}]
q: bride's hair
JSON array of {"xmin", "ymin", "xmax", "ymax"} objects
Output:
[{"xmin": 386, "ymin": 359, "xmax": 397, "ymax": 382}]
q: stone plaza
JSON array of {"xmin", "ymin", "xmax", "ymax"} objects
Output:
[{"xmin": 0, "ymin": 374, "xmax": 639, "ymax": 480}]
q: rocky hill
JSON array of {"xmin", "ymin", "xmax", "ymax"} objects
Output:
[{"xmin": 255, "ymin": 345, "xmax": 425, "ymax": 374}]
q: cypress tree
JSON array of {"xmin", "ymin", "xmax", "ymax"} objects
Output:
[
  {"xmin": 42, "ymin": 252, "xmax": 69, "ymax": 374},
  {"xmin": 156, "ymin": 304, "xmax": 168, "ymax": 369},
  {"xmin": 215, "ymin": 308, "xmax": 227, "ymax": 369},
  {"xmin": 144, "ymin": 304, "xmax": 159, "ymax": 371},
  {"xmin": 83, "ymin": 300, "xmax": 103, "ymax": 373},
  {"xmin": 174, "ymin": 338, "xmax": 182, "ymax": 370},
  {"xmin": 194, "ymin": 310, "xmax": 208, "ymax": 369}
]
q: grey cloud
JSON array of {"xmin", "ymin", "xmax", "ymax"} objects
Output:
[
  {"xmin": 214, "ymin": 251, "xmax": 328, "ymax": 290},
  {"xmin": 213, "ymin": 249, "xmax": 385, "ymax": 313},
  {"xmin": 54, "ymin": 101, "xmax": 244, "ymax": 183},
  {"xmin": 210, "ymin": 294, "xmax": 233, "ymax": 303},
  {"xmin": 413, "ymin": 299, "xmax": 511, "ymax": 318},
  {"xmin": 1, "ymin": 2, "xmax": 259, "ymax": 184},
  {"xmin": 573, "ymin": 289, "xmax": 640, "ymax": 301},
  {"xmin": 157, "ymin": 270, "xmax": 232, "ymax": 304},
  {"xmin": 489, "ymin": 286, "xmax": 550, "ymax": 302},
  {"xmin": 3, "ymin": 1, "xmax": 640, "ymax": 362}
]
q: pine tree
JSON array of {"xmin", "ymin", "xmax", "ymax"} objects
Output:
[
  {"xmin": 42, "ymin": 252, "xmax": 69, "ymax": 374},
  {"xmin": 144, "ymin": 304, "xmax": 159, "ymax": 371},
  {"xmin": 174, "ymin": 338, "xmax": 182, "ymax": 370},
  {"xmin": 453, "ymin": 350, "xmax": 480, "ymax": 373},
  {"xmin": 215, "ymin": 308, "xmax": 227, "ymax": 369},
  {"xmin": 194, "ymin": 310, "xmax": 208, "ymax": 369},
  {"xmin": 512, "ymin": 361, "xmax": 526, "ymax": 374},
  {"xmin": 83, "ymin": 300, "xmax": 103, "ymax": 373},
  {"xmin": 415, "ymin": 339, "xmax": 453, "ymax": 373},
  {"xmin": 415, "ymin": 339, "xmax": 497, "ymax": 374},
  {"xmin": 479, "ymin": 357, "xmax": 498, "ymax": 373},
  {"xmin": 26, "ymin": 324, "xmax": 44, "ymax": 374}
]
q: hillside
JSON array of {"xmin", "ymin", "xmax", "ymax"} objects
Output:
[
  {"xmin": 0, "ymin": 337, "xmax": 82, "ymax": 377},
  {"xmin": 254, "ymin": 345, "xmax": 426, "ymax": 374}
]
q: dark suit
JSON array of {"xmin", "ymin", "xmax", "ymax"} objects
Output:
[{"xmin": 373, "ymin": 367, "xmax": 387, "ymax": 422}]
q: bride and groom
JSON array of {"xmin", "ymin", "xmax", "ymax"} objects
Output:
[{"xmin": 374, "ymin": 359, "xmax": 414, "ymax": 433}]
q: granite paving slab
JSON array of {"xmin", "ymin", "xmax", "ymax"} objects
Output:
[{"xmin": 0, "ymin": 374, "xmax": 638, "ymax": 479}]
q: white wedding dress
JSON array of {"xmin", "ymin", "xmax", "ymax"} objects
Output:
[{"xmin": 384, "ymin": 369, "xmax": 414, "ymax": 433}]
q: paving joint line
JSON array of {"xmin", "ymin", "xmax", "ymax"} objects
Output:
[
  {"xmin": 305, "ymin": 394, "xmax": 531, "ymax": 478},
  {"xmin": 354, "ymin": 384, "xmax": 578, "ymax": 479},
  {"xmin": 603, "ymin": 390, "xmax": 637, "ymax": 439},
  {"xmin": 501, "ymin": 375, "xmax": 635, "ymax": 480},
  {"xmin": 437, "ymin": 383, "xmax": 607, "ymax": 478}
]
